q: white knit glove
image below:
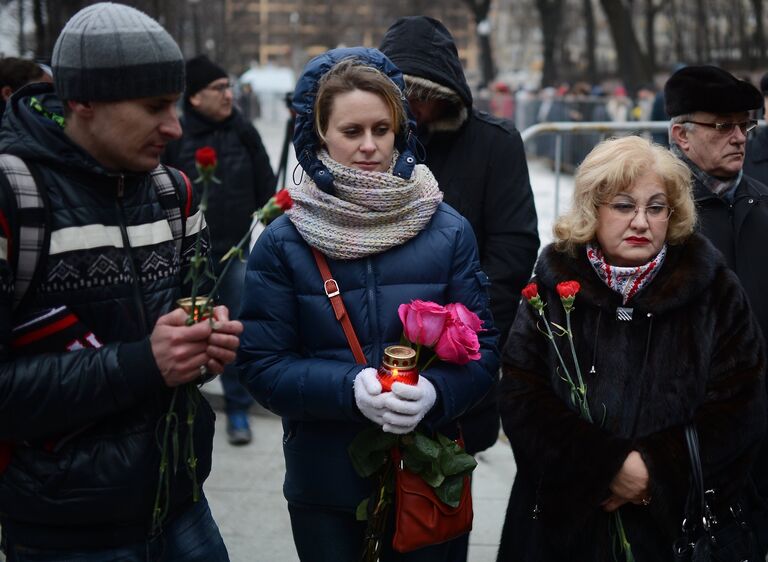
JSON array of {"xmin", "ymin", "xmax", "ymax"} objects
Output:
[
  {"xmin": 354, "ymin": 367, "xmax": 387, "ymax": 425},
  {"xmin": 381, "ymin": 377, "xmax": 437, "ymax": 434}
]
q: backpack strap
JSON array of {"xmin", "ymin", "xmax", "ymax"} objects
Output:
[
  {"xmin": 149, "ymin": 165, "xmax": 193, "ymax": 256},
  {"xmin": 0, "ymin": 154, "xmax": 50, "ymax": 313}
]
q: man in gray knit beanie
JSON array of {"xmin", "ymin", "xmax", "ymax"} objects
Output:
[{"xmin": 0, "ymin": 3, "xmax": 238, "ymax": 559}]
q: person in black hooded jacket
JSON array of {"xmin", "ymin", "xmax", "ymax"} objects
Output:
[{"xmin": 380, "ymin": 18, "xmax": 539, "ymax": 560}]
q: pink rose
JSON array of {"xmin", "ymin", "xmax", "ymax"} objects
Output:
[
  {"xmin": 445, "ymin": 302, "xmax": 483, "ymax": 333},
  {"xmin": 398, "ymin": 300, "xmax": 449, "ymax": 347},
  {"xmin": 434, "ymin": 319, "xmax": 482, "ymax": 365}
]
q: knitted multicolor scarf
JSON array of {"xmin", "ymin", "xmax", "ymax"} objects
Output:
[
  {"xmin": 286, "ymin": 150, "xmax": 443, "ymax": 260},
  {"xmin": 586, "ymin": 242, "xmax": 667, "ymax": 304}
]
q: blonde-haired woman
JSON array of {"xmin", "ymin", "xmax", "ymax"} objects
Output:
[{"xmin": 497, "ymin": 135, "xmax": 765, "ymax": 561}]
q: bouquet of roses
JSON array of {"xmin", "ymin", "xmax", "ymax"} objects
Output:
[{"xmin": 349, "ymin": 300, "xmax": 483, "ymax": 561}]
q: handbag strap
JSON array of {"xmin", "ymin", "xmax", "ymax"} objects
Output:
[
  {"xmin": 683, "ymin": 424, "xmax": 707, "ymax": 525},
  {"xmin": 310, "ymin": 247, "xmax": 367, "ymax": 365}
]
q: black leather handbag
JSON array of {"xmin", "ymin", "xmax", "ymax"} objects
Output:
[{"xmin": 672, "ymin": 424, "xmax": 760, "ymax": 562}]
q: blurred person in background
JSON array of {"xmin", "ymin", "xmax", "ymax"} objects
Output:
[
  {"xmin": 0, "ymin": 57, "xmax": 52, "ymax": 122},
  {"xmin": 164, "ymin": 55, "xmax": 276, "ymax": 446}
]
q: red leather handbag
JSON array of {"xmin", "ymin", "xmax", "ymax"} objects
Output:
[
  {"xmin": 390, "ymin": 446, "xmax": 473, "ymax": 552},
  {"xmin": 311, "ymin": 247, "xmax": 474, "ymax": 553}
]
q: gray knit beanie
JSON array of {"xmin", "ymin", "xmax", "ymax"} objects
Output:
[{"xmin": 52, "ymin": 2, "xmax": 184, "ymax": 101}]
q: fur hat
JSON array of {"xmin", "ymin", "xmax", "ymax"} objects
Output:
[
  {"xmin": 664, "ymin": 65, "xmax": 762, "ymax": 117},
  {"xmin": 185, "ymin": 55, "xmax": 228, "ymax": 99},
  {"xmin": 52, "ymin": 2, "xmax": 183, "ymax": 101}
]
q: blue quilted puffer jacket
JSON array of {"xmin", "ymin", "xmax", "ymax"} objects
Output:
[
  {"xmin": 238, "ymin": 206, "xmax": 499, "ymax": 509},
  {"xmin": 237, "ymin": 46, "xmax": 499, "ymax": 511}
]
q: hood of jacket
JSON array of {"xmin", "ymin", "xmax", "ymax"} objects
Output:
[
  {"xmin": 380, "ymin": 16, "xmax": 472, "ymax": 132},
  {"xmin": 0, "ymin": 82, "xmax": 112, "ymax": 177},
  {"xmin": 291, "ymin": 46, "xmax": 418, "ymax": 194},
  {"xmin": 535, "ymin": 233, "xmax": 724, "ymax": 316}
]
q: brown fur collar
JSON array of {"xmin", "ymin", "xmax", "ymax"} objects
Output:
[{"xmin": 404, "ymin": 74, "xmax": 468, "ymax": 133}]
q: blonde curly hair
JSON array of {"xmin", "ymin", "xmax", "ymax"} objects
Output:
[{"xmin": 553, "ymin": 135, "xmax": 696, "ymax": 255}]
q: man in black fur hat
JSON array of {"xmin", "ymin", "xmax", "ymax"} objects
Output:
[{"xmin": 667, "ymin": 64, "xmax": 768, "ymax": 554}]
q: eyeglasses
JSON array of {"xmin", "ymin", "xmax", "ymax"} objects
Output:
[
  {"xmin": 682, "ymin": 119, "xmax": 758, "ymax": 135},
  {"xmin": 605, "ymin": 202, "xmax": 674, "ymax": 222},
  {"xmin": 205, "ymin": 82, "xmax": 232, "ymax": 93}
]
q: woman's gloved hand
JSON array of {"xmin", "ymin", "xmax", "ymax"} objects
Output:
[
  {"xmin": 353, "ymin": 367, "xmax": 387, "ymax": 425},
  {"xmin": 381, "ymin": 377, "xmax": 437, "ymax": 434}
]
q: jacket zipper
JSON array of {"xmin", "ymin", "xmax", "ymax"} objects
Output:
[
  {"xmin": 366, "ymin": 258, "xmax": 380, "ymax": 367},
  {"xmin": 115, "ymin": 175, "xmax": 150, "ymax": 332}
]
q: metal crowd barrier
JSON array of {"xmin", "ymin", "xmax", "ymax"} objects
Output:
[{"xmin": 519, "ymin": 121, "xmax": 671, "ymax": 218}]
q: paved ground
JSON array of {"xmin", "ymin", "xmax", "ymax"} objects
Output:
[{"xmin": 203, "ymin": 388, "xmax": 516, "ymax": 562}]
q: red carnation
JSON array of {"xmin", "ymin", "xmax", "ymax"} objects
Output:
[
  {"xmin": 556, "ymin": 281, "xmax": 580, "ymax": 298},
  {"xmin": 194, "ymin": 146, "xmax": 217, "ymax": 169},
  {"xmin": 556, "ymin": 280, "xmax": 580, "ymax": 313},
  {"xmin": 274, "ymin": 189, "xmax": 293, "ymax": 211},
  {"xmin": 522, "ymin": 282, "xmax": 544, "ymax": 312},
  {"xmin": 522, "ymin": 282, "xmax": 538, "ymax": 301}
]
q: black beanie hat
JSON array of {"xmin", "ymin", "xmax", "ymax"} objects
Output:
[
  {"xmin": 664, "ymin": 65, "xmax": 762, "ymax": 117},
  {"xmin": 185, "ymin": 55, "xmax": 227, "ymax": 99}
]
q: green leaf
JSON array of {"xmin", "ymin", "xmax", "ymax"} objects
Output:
[
  {"xmin": 355, "ymin": 498, "xmax": 369, "ymax": 521},
  {"xmin": 348, "ymin": 427, "xmax": 397, "ymax": 478},
  {"xmin": 419, "ymin": 462, "xmax": 445, "ymax": 488},
  {"xmin": 401, "ymin": 450, "xmax": 429, "ymax": 474},
  {"xmin": 434, "ymin": 474, "xmax": 465, "ymax": 508},
  {"xmin": 439, "ymin": 448, "xmax": 477, "ymax": 476},
  {"xmin": 409, "ymin": 432, "xmax": 441, "ymax": 460}
]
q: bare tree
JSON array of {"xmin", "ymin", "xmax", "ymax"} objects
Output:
[
  {"xmin": 461, "ymin": 0, "xmax": 496, "ymax": 88},
  {"xmin": 582, "ymin": 0, "xmax": 597, "ymax": 84},
  {"xmin": 536, "ymin": 0, "xmax": 564, "ymax": 87},
  {"xmin": 749, "ymin": 0, "xmax": 767, "ymax": 66},
  {"xmin": 643, "ymin": 0, "xmax": 663, "ymax": 72},
  {"xmin": 598, "ymin": 0, "xmax": 652, "ymax": 93}
]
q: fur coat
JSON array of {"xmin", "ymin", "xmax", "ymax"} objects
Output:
[{"xmin": 497, "ymin": 233, "xmax": 767, "ymax": 561}]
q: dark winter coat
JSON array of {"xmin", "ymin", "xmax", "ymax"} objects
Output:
[
  {"xmin": 744, "ymin": 127, "xmax": 768, "ymax": 188},
  {"xmin": 380, "ymin": 16, "xmax": 539, "ymax": 345},
  {"xmin": 237, "ymin": 203, "xmax": 499, "ymax": 510},
  {"xmin": 381, "ymin": 16, "xmax": 539, "ymax": 455},
  {"xmin": 692, "ymin": 172, "xmax": 768, "ymax": 550},
  {"xmin": 0, "ymin": 83, "xmax": 215, "ymax": 549},
  {"xmin": 498, "ymin": 234, "xmax": 766, "ymax": 561},
  {"xmin": 164, "ymin": 103, "xmax": 275, "ymax": 261}
]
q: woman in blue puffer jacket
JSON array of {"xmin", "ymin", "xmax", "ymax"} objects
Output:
[{"xmin": 237, "ymin": 47, "xmax": 499, "ymax": 562}]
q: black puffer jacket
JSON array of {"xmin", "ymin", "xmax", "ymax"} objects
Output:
[
  {"xmin": 164, "ymin": 103, "xmax": 275, "ymax": 261},
  {"xmin": 498, "ymin": 234, "xmax": 767, "ymax": 561},
  {"xmin": 0, "ymin": 83, "xmax": 215, "ymax": 549}
]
